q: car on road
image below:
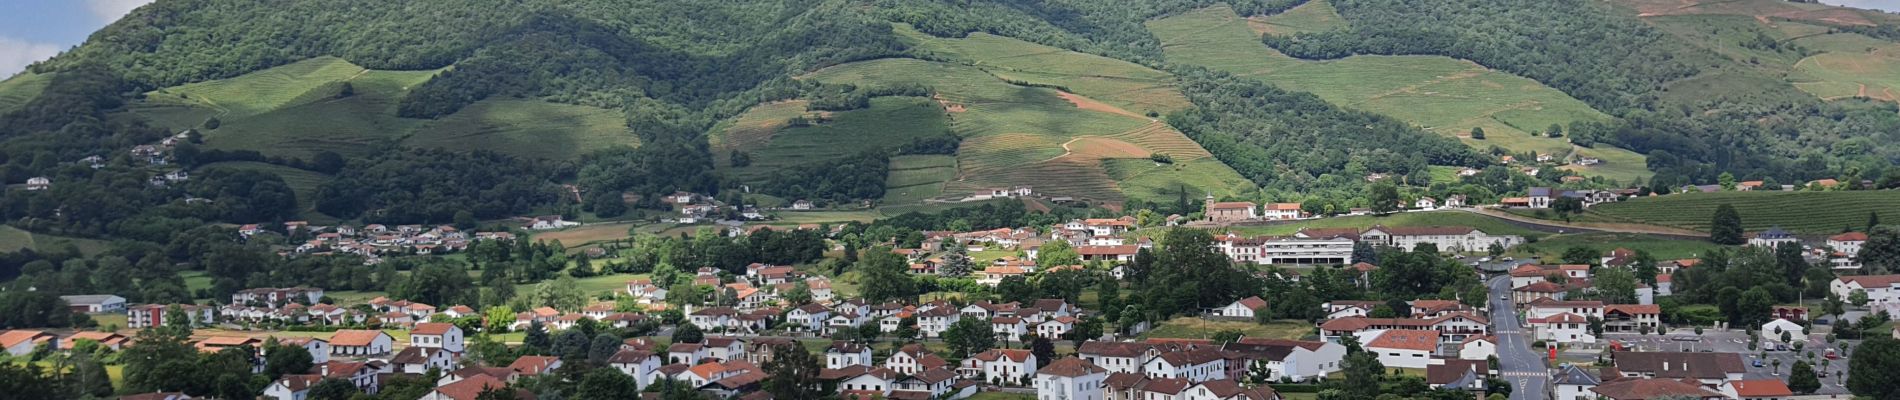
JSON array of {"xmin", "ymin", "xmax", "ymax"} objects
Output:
[
  {"xmin": 1671, "ymin": 336, "xmax": 1700, "ymax": 342},
  {"xmin": 1826, "ymin": 349, "xmax": 1839, "ymax": 359},
  {"xmin": 1480, "ymin": 257, "xmax": 1492, "ymax": 262},
  {"xmin": 1752, "ymin": 358, "xmax": 1764, "ymax": 367},
  {"xmin": 1502, "ymin": 257, "xmax": 1514, "ymax": 261}
]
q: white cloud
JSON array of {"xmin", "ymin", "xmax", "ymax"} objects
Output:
[
  {"xmin": 85, "ymin": 0, "xmax": 157, "ymax": 24},
  {"xmin": 0, "ymin": 37, "xmax": 62, "ymax": 78},
  {"xmin": 1823, "ymin": 0, "xmax": 1900, "ymax": 12}
]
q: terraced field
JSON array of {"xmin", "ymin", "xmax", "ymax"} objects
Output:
[
  {"xmin": 1617, "ymin": 0, "xmax": 1894, "ymax": 27},
  {"xmin": 1147, "ymin": 5, "xmax": 1650, "ymax": 182},
  {"xmin": 1586, "ymin": 191, "xmax": 1900, "ymax": 234},
  {"xmin": 406, "ymin": 99, "xmax": 637, "ymax": 160},
  {"xmin": 709, "ymin": 100, "xmax": 814, "ymax": 160},
  {"xmin": 806, "ymin": 56, "xmax": 1250, "ymax": 203},
  {"xmin": 883, "ymin": 155, "xmax": 957, "ymax": 205},
  {"xmin": 149, "ymin": 57, "xmax": 372, "ymax": 119},
  {"xmin": 723, "ymin": 96, "xmax": 950, "ymax": 182},
  {"xmin": 1622, "ymin": 0, "xmax": 1900, "ymax": 104},
  {"xmin": 0, "ymin": 71, "xmax": 52, "ymax": 115}
]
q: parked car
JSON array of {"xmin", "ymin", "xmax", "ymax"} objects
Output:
[
  {"xmin": 1826, "ymin": 349, "xmax": 1839, "ymax": 360},
  {"xmin": 1751, "ymin": 358, "xmax": 1764, "ymax": 368}
]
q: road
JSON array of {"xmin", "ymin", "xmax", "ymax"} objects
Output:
[{"xmin": 1489, "ymin": 275, "xmax": 1550, "ymax": 400}]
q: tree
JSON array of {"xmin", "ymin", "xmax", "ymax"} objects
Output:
[
  {"xmin": 575, "ymin": 368, "xmax": 640, "ymax": 400},
  {"xmin": 1860, "ymin": 226, "xmax": 1900, "ymax": 274},
  {"xmin": 121, "ymin": 328, "xmax": 198, "ymax": 393},
  {"xmin": 943, "ymin": 317, "xmax": 995, "ymax": 358},
  {"xmin": 1561, "ymin": 246, "xmax": 1598, "ymax": 266},
  {"xmin": 1594, "ymin": 266, "xmax": 1639, "ymax": 304},
  {"xmin": 1368, "ymin": 182, "xmax": 1401, "ymax": 215},
  {"xmin": 1546, "ymin": 124, "xmax": 1564, "ymax": 138},
  {"xmin": 782, "ymin": 281, "xmax": 813, "ymax": 306},
  {"xmin": 1788, "ymin": 360, "xmax": 1819, "ymax": 394},
  {"xmin": 1719, "ymin": 172, "xmax": 1737, "ymax": 191},
  {"xmin": 893, "ymin": 315, "xmax": 919, "ymax": 341},
  {"xmin": 1037, "ymin": 240, "xmax": 1081, "ymax": 269},
  {"xmin": 762, "ymin": 344, "xmax": 825, "ymax": 399},
  {"xmin": 1338, "ymin": 350, "xmax": 1385, "ymax": 399},
  {"xmin": 263, "ymin": 338, "xmax": 314, "ymax": 380},
  {"xmin": 1710, "ymin": 204, "xmax": 1745, "ymax": 245},
  {"xmin": 939, "ymin": 241, "xmax": 973, "ymax": 278},
  {"xmin": 522, "ymin": 321, "xmax": 551, "ymax": 355},
  {"xmin": 1551, "ymin": 197, "xmax": 1584, "ymax": 222},
  {"xmin": 1738, "ymin": 288, "xmax": 1776, "ymax": 327},
  {"xmin": 1850, "ymin": 289, "xmax": 1870, "ymax": 308},
  {"xmin": 1849, "ymin": 337, "xmax": 1900, "ymax": 398},
  {"xmin": 1870, "ymin": 211, "xmax": 1882, "ymax": 231},
  {"xmin": 673, "ymin": 322, "xmax": 704, "ymax": 344},
  {"xmin": 74, "ymin": 355, "xmax": 114, "ymax": 398},
  {"xmin": 1213, "ymin": 329, "xmax": 1245, "ymax": 345},
  {"xmin": 858, "ymin": 247, "xmax": 916, "ymax": 302},
  {"xmin": 1469, "ymin": 127, "xmax": 1485, "ymax": 140},
  {"xmin": 309, "ymin": 378, "xmax": 358, "ymax": 400},
  {"xmin": 1030, "ymin": 336, "xmax": 1056, "ymax": 369},
  {"xmin": 1487, "ymin": 242, "xmax": 1505, "ymax": 259},
  {"xmin": 588, "ymin": 334, "xmax": 621, "ymax": 364}
]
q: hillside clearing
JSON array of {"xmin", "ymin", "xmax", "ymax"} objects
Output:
[
  {"xmin": 883, "ymin": 155, "xmax": 958, "ymax": 205},
  {"xmin": 407, "ymin": 98, "xmax": 638, "ymax": 160},
  {"xmin": 722, "ymin": 96, "xmax": 950, "ymax": 182},
  {"xmin": 1148, "ymin": 5, "xmax": 1649, "ymax": 182},
  {"xmin": 1249, "ymin": 0, "xmax": 1347, "ymax": 36},
  {"xmin": 0, "ymin": 71, "xmax": 53, "ymax": 115}
]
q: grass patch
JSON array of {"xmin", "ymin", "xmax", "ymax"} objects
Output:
[
  {"xmin": 894, "ymin": 24, "xmax": 1191, "ymax": 116},
  {"xmin": 710, "ymin": 100, "xmax": 813, "ymax": 161},
  {"xmin": 0, "ymin": 226, "xmax": 112, "ymax": 255},
  {"xmin": 1139, "ymin": 317, "xmax": 1313, "ymax": 341},
  {"xmin": 150, "ymin": 57, "xmax": 369, "ymax": 119},
  {"xmin": 1250, "ymin": 0, "xmax": 1347, "ymax": 37},
  {"xmin": 407, "ymin": 99, "xmax": 638, "ymax": 160},
  {"xmin": 1585, "ymin": 191, "xmax": 1900, "ymax": 234},
  {"xmin": 1148, "ymin": 5, "xmax": 1645, "ymax": 182},
  {"xmin": 1511, "ymin": 232, "xmax": 1728, "ymax": 260},
  {"xmin": 529, "ymin": 222, "xmax": 640, "ymax": 247},
  {"xmin": 1153, "ymin": 210, "xmax": 1548, "ymax": 239},
  {"xmin": 0, "ymin": 71, "xmax": 53, "ymax": 115}
]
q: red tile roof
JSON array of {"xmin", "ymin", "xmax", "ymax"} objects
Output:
[
  {"xmin": 329, "ymin": 330, "xmax": 387, "ymax": 347},
  {"xmin": 1730, "ymin": 379, "xmax": 1793, "ymax": 397},
  {"xmin": 1365, "ymin": 329, "xmax": 1439, "ymax": 352},
  {"xmin": 1036, "ymin": 357, "xmax": 1106, "ymax": 377},
  {"xmin": 412, "ymin": 322, "xmax": 456, "ymax": 336}
]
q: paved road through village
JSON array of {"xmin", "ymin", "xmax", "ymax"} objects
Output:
[{"xmin": 1489, "ymin": 275, "xmax": 1549, "ymax": 400}]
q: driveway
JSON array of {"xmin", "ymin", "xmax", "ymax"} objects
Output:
[{"xmin": 1489, "ymin": 275, "xmax": 1549, "ymax": 400}]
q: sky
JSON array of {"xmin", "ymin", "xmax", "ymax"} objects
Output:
[
  {"xmin": 0, "ymin": 0, "xmax": 153, "ymax": 78},
  {"xmin": 0, "ymin": 0, "xmax": 1896, "ymax": 78}
]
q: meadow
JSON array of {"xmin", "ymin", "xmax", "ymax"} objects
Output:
[
  {"xmin": 882, "ymin": 155, "xmax": 958, "ymax": 205},
  {"xmin": 1510, "ymin": 232, "xmax": 1727, "ymax": 260},
  {"xmin": 709, "ymin": 100, "xmax": 813, "ymax": 164},
  {"xmin": 1139, "ymin": 317, "xmax": 1314, "ymax": 341},
  {"xmin": 1584, "ymin": 191, "xmax": 1900, "ymax": 234},
  {"xmin": 894, "ymin": 24, "xmax": 1191, "ymax": 116},
  {"xmin": 0, "ymin": 225, "xmax": 113, "ymax": 255},
  {"xmin": 1146, "ymin": 5, "xmax": 1649, "ymax": 182}
]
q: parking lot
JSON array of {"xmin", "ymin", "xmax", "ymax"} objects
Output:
[{"xmin": 1604, "ymin": 329, "xmax": 1855, "ymax": 395}]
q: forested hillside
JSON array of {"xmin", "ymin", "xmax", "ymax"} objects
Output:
[{"xmin": 0, "ymin": 0, "xmax": 1894, "ymax": 239}]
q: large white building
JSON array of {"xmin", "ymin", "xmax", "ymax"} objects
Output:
[
  {"xmin": 1358, "ymin": 225, "xmax": 1523, "ymax": 253},
  {"xmin": 1832, "ymin": 275, "xmax": 1900, "ymax": 305},
  {"xmin": 1359, "ymin": 329, "xmax": 1439, "ymax": 369},
  {"xmin": 1214, "ymin": 234, "xmax": 1355, "ymax": 265}
]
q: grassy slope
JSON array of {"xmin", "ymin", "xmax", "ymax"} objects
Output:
[
  {"xmin": 0, "ymin": 71, "xmax": 53, "ymax": 115},
  {"xmin": 883, "ymin": 155, "xmax": 957, "ymax": 205},
  {"xmin": 807, "ymin": 37, "xmax": 1251, "ymax": 203},
  {"xmin": 725, "ymin": 96, "xmax": 949, "ymax": 182},
  {"xmin": 1140, "ymin": 317, "xmax": 1313, "ymax": 341},
  {"xmin": 406, "ymin": 99, "xmax": 638, "ymax": 160},
  {"xmin": 709, "ymin": 100, "xmax": 813, "ymax": 162},
  {"xmin": 129, "ymin": 56, "xmax": 640, "ymax": 160},
  {"xmin": 1585, "ymin": 191, "xmax": 1900, "ymax": 234},
  {"xmin": 0, "ymin": 226, "xmax": 112, "ymax": 255},
  {"xmin": 1615, "ymin": 0, "xmax": 1900, "ymax": 104},
  {"xmin": 1511, "ymin": 232, "xmax": 1727, "ymax": 260},
  {"xmin": 1146, "ymin": 5, "xmax": 1652, "ymax": 183},
  {"xmin": 1248, "ymin": 0, "xmax": 1347, "ymax": 37}
]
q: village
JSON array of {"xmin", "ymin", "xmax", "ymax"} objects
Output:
[{"xmin": 6, "ymin": 187, "xmax": 1894, "ymax": 400}]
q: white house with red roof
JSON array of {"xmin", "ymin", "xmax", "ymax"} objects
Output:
[
  {"xmin": 1720, "ymin": 379, "xmax": 1794, "ymax": 399},
  {"xmin": 410, "ymin": 322, "xmax": 464, "ymax": 353},
  {"xmin": 1216, "ymin": 296, "xmax": 1269, "ymax": 319},
  {"xmin": 1142, "ymin": 347, "xmax": 1228, "ymax": 383},
  {"xmin": 1262, "ymin": 203, "xmax": 1304, "ymax": 220},
  {"xmin": 1458, "ymin": 336, "xmax": 1496, "ymax": 361},
  {"xmin": 1361, "ymin": 329, "xmax": 1440, "ymax": 369},
  {"xmin": 1832, "ymin": 275, "xmax": 1900, "ymax": 305},
  {"xmin": 961, "ymin": 348, "xmax": 1036, "ymax": 384},
  {"xmin": 328, "ymin": 330, "xmax": 392, "ymax": 357},
  {"xmin": 1036, "ymin": 357, "xmax": 1108, "ymax": 400},
  {"xmin": 1530, "ymin": 312, "xmax": 1595, "ymax": 343}
]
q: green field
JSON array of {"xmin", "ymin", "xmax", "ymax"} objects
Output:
[
  {"xmin": 1249, "ymin": 0, "xmax": 1347, "ymax": 36},
  {"xmin": 0, "ymin": 225, "xmax": 113, "ymax": 255},
  {"xmin": 1586, "ymin": 191, "xmax": 1900, "ymax": 234},
  {"xmin": 883, "ymin": 155, "xmax": 958, "ymax": 205},
  {"xmin": 1511, "ymin": 232, "xmax": 1728, "ymax": 260},
  {"xmin": 406, "ymin": 99, "xmax": 638, "ymax": 160},
  {"xmin": 806, "ymin": 56, "xmax": 1250, "ymax": 203},
  {"xmin": 1147, "ymin": 5, "xmax": 1649, "ymax": 182},
  {"xmin": 710, "ymin": 100, "xmax": 814, "ymax": 162},
  {"xmin": 151, "ymin": 57, "xmax": 372, "ymax": 119},
  {"xmin": 196, "ymin": 161, "xmax": 333, "ymax": 219},
  {"xmin": 0, "ymin": 71, "xmax": 53, "ymax": 115},
  {"xmin": 1174, "ymin": 210, "xmax": 1550, "ymax": 239},
  {"xmin": 724, "ymin": 96, "xmax": 950, "ymax": 182},
  {"xmin": 1139, "ymin": 317, "xmax": 1314, "ymax": 341}
]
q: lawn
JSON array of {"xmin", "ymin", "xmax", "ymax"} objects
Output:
[
  {"xmin": 1139, "ymin": 317, "xmax": 1314, "ymax": 341},
  {"xmin": 1585, "ymin": 191, "xmax": 1900, "ymax": 234},
  {"xmin": 1147, "ymin": 5, "xmax": 1647, "ymax": 182},
  {"xmin": 405, "ymin": 98, "xmax": 639, "ymax": 161},
  {"xmin": 1510, "ymin": 232, "xmax": 1729, "ymax": 260}
]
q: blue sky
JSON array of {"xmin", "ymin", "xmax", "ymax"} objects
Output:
[
  {"xmin": 1, "ymin": 0, "xmax": 1897, "ymax": 79},
  {"xmin": 0, "ymin": 0, "xmax": 153, "ymax": 78}
]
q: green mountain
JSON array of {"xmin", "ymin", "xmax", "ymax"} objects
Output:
[{"xmin": 1, "ymin": 0, "xmax": 1896, "ymax": 234}]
